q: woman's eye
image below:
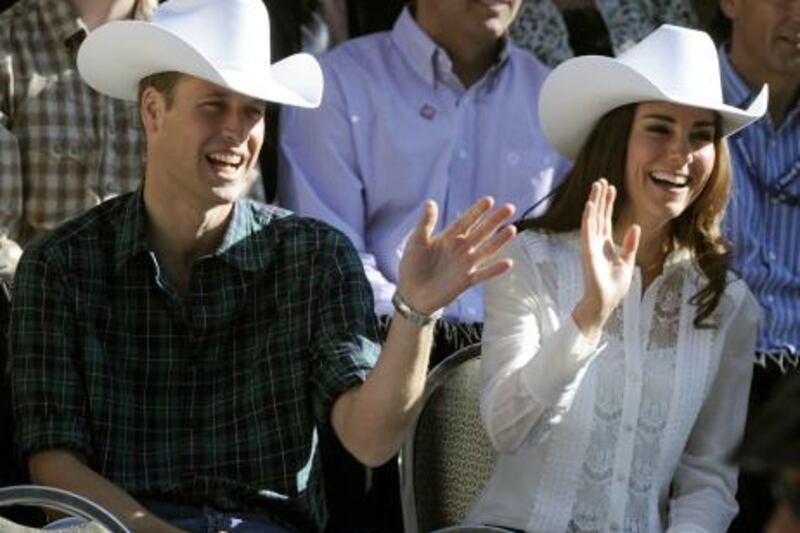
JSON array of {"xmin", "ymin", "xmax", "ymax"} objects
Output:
[
  {"xmin": 690, "ymin": 130, "xmax": 715, "ymax": 144},
  {"xmin": 245, "ymin": 106, "xmax": 265, "ymax": 120},
  {"xmin": 646, "ymin": 125, "xmax": 670, "ymax": 135}
]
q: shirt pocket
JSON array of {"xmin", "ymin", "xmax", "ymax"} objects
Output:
[{"xmin": 17, "ymin": 123, "xmax": 101, "ymax": 230}]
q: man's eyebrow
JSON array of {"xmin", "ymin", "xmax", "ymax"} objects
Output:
[
  {"xmin": 199, "ymin": 91, "xmax": 265, "ymax": 107},
  {"xmin": 198, "ymin": 90, "xmax": 229, "ymax": 99}
]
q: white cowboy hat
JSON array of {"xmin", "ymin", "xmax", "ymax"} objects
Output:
[
  {"xmin": 77, "ymin": 0, "xmax": 323, "ymax": 108},
  {"xmin": 539, "ymin": 24, "xmax": 768, "ymax": 160}
]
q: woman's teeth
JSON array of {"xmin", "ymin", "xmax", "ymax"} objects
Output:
[
  {"xmin": 208, "ymin": 153, "xmax": 243, "ymax": 168},
  {"xmin": 650, "ymin": 171, "xmax": 689, "ymax": 187}
]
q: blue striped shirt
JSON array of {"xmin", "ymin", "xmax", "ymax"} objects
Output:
[{"xmin": 720, "ymin": 47, "xmax": 800, "ymax": 358}]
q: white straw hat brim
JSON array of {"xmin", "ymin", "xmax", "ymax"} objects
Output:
[
  {"xmin": 539, "ymin": 55, "xmax": 768, "ymax": 160},
  {"xmin": 78, "ymin": 20, "xmax": 323, "ymax": 108}
]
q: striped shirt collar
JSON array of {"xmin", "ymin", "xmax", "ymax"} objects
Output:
[
  {"xmin": 114, "ymin": 190, "xmax": 280, "ymax": 273},
  {"xmin": 719, "ymin": 44, "xmax": 756, "ymax": 110},
  {"xmin": 719, "ymin": 43, "xmax": 800, "ymax": 130}
]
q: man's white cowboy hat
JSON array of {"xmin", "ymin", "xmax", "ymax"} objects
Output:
[
  {"xmin": 539, "ymin": 24, "xmax": 768, "ymax": 160},
  {"xmin": 77, "ymin": 0, "xmax": 322, "ymax": 108}
]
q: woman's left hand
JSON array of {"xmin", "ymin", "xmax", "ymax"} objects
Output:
[{"xmin": 573, "ymin": 179, "xmax": 640, "ymax": 339}]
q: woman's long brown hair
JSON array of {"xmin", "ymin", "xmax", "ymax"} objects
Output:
[{"xmin": 518, "ymin": 104, "xmax": 731, "ymax": 328}]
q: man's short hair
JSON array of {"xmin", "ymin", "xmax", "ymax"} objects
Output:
[{"xmin": 137, "ymin": 71, "xmax": 185, "ymax": 109}]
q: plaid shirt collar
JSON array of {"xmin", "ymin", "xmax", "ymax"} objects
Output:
[
  {"xmin": 39, "ymin": 0, "xmax": 87, "ymax": 52},
  {"xmin": 114, "ymin": 190, "xmax": 281, "ymax": 273}
]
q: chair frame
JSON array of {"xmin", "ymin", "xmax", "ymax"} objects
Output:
[
  {"xmin": 398, "ymin": 343, "xmax": 483, "ymax": 533},
  {"xmin": 0, "ymin": 485, "xmax": 130, "ymax": 532}
]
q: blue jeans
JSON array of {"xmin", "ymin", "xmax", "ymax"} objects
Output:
[{"xmin": 142, "ymin": 499, "xmax": 295, "ymax": 533}]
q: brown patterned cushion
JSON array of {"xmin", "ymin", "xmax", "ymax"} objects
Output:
[{"xmin": 413, "ymin": 352, "xmax": 496, "ymax": 532}]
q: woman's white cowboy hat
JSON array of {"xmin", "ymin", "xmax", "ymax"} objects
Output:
[
  {"xmin": 539, "ymin": 24, "xmax": 768, "ymax": 160},
  {"xmin": 77, "ymin": 0, "xmax": 322, "ymax": 108}
]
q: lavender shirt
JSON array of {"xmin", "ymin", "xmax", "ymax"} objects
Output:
[{"xmin": 279, "ymin": 8, "xmax": 570, "ymax": 322}]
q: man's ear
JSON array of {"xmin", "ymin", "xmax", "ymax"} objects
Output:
[
  {"xmin": 140, "ymin": 87, "xmax": 166, "ymax": 135},
  {"xmin": 719, "ymin": 0, "xmax": 737, "ymax": 20}
]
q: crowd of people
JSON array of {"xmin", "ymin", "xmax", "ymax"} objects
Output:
[{"xmin": 0, "ymin": 0, "xmax": 797, "ymax": 532}]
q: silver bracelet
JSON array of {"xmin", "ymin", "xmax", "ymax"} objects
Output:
[{"xmin": 391, "ymin": 290, "xmax": 443, "ymax": 327}]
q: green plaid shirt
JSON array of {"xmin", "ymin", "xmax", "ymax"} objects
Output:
[{"xmin": 10, "ymin": 190, "xmax": 380, "ymax": 530}]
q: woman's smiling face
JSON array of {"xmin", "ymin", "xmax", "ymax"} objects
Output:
[{"xmin": 619, "ymin": 101, "xmax": 717, "ymax": 231}]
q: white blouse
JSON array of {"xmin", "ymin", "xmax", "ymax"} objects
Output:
[{"xmin": 467, "ymin": 231, "xmax": 758, "ymax": 533}]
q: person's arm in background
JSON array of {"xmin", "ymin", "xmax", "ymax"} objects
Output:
[
  {"xmin": 278, "ymin": 60, "xmax": 398, "ymax": 314},
  {"xmin": 0, "ymin": 50, "xmax": 25, "ymax": 279}
]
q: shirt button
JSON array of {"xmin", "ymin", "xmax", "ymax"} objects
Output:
[
  {"xmin": 766, "ymin": 295, "xmax": 775, "ymax": 304},
  {"xmin": 624, "ymin": 423, "xmax": 634, "ymax": 433},
  {"xmin": 419, "ymin": 104, "xmax": 437, "ymax": 120},
  {"xmin": 768, "ymin": 252, "xmax": 777, "ymax": 261},
  {"xmin": 616, "ymin": 473, "xmax": 626, "ymax": 483},
  {"xmin": 458, "ymin": 149, "xmax": 468, "ymax": 160}
]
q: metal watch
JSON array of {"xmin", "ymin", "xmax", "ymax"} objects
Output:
[{"xmin": 391, "ymin": 290, "xmax": 443, "ymax": 327}]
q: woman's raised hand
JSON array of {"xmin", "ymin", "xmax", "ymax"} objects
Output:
[{"xmin": 572, "ymin": 179, "xmax": 640, "ymax": 340}]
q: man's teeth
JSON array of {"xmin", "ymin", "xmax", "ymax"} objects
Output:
[
  {"xmin": 208, "ymin": 153, "xmax": 243, "ymax": 166},
  {"xmin": 651, "ymin": 171, "xmax": 689, "ymax": 187}
]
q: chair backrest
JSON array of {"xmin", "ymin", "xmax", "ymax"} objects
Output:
[
  {"xmin": 0, "ymin": 485, "xmax": 130, "ymax": 532},
  {"xmin": 399, "ymin": 344, "xmax": 497, "ymax": 533}
]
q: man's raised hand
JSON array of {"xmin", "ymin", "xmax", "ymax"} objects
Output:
[{"xmin": 396, "ymin": 197, "xmax": 517, "ymax": 317}]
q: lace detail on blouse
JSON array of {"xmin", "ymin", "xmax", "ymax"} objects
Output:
[
  {"xmin": 648, "ymin": 269, "xmax": 683, "ymax": 350},
  {"xmin": 567, "ymin": 269, "xmax": 682, "ymax": 531},
  {"xmin": 606, "ymin": 305, "xmax": 623, "ymax": 339},
  {"xmin": 569, "ymin": 335, "xmax": 624, "ymax": 531}
]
